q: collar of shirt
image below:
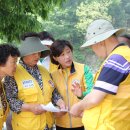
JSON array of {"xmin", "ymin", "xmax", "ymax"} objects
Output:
[
  {"xmin": 58, "ymin": 62, "xmax": 76, "ymax": 74},
  {"xmin": 112, "ymin": 43, "xmax": 128, "ymax": 52}
]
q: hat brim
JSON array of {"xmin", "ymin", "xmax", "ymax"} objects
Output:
[
  {"xmin": 20, "ymin": 49, "xmax": 50, "ymax": 58},
  {"xmin": 19, "ymin": 37, "xmax": 50, "ymax": 57},
  {"xmin": 81, "ymin": 28, "xmax": 125, "ymax": 48}
]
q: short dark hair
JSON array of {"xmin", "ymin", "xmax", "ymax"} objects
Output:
[
  {"xmin": 20, "ymin": 32, "xmax": 39, "ymax": 40},
  {"xmin": 50, "ymin": 40, "xmax": 73, "ymax": 65},
  {"xmin": 119, "ymin": 34, "xmax": 130, "ymax": 40},
  {"xmin": 38, "ymin": 31, "xmax": 55, "ymax": 41},
  {"xmin": 0, "ymin": 44, "xmax": 20, "ymax": 65}
]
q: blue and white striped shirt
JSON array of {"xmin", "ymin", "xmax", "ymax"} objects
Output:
[{"xmin": 94, "ymin": 53, "xmax": 130, "ymax": 95}]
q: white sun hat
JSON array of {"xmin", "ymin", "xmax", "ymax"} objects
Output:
[
  {"xmin": 41, "ymin": 39, "xmax": 53, "ymax": 46},
  {"xmin": 81, "ymin": 19, "xmax": 125, "ymax": 48}
]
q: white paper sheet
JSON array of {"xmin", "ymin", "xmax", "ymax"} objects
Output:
[{"xmin": 41, "ymin": 102, "xmax": 68, "ymax": 112}]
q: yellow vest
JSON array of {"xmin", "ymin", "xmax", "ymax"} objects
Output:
[
  {"xmin": 49, "ymin": 61, "xmax": 58, "ymax": 73},
  {"xmin": 39, "ymin": 58, "xmax": 58, "ymax": 128},
  {"xmin": 83, "ymin": 45, "xmax": 130, "ymax": 130},
  {"xmin": 52, "ymin": 62, "xmax": 86, "ymax": 128},
  {"xmin": 0, "ymin": 96, "xmax": 4, "ymax": 130},
  {"xmin": 0, "ymin": 82, "xmax": 9, "ymax": 130},
  {"xmin": 45, "ymin": 61, "xmax": 58, "ymax": 128},
  {"xmin": 12, "ymin": 64, "xmax": 54, "ymax": 130}
]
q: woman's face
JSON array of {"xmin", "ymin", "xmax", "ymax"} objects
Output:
[
  {"xmin": 23, "ymin": 52, "xmax": 41, "ymax": 67},
  {"xmin": 0, "ymin": 55, "xmax": 18, "ymax": 77},
  {"xmin": 54, "ymin": 46, "xmax": 73, "ymax": 69}
]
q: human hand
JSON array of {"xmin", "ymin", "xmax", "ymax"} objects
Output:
[
  {"xmin": 56, "ymin": 99, "xmax": 67, "ymax": 110},
  {"xmin": 30, "ymin": 104, "xmax": 46, "ymax": 115},
  {"xmin": 71, "ymin": 81, "xmax": 82, "ymax": 97},
  {"xmin": 70, "ymin": 102, "xmax": 83, "ymax": 117}
]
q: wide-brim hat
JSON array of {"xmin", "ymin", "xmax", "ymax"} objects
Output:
[
  {"xmin": 81, "ymin": 19, "xmax": 125, "ymax": 48},
  {"xmin": 41, "ymin": 39, "xmax": 53, "ymax": 46},
  {"xmin": 19, "ymin": 37, "xmax": 50, "ymax": 58}
]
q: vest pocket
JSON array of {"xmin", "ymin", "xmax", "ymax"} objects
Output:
[
  {"xmin": 12, "ymin": 116, "xmax": 40, "ymax": 130},
  {"xmin": 12, "ymin": 113, "xmax": 46, "ymax": 130},
  {"xmin": 22, "ymin": 88, "xmax": 38, "ymax": 103}
]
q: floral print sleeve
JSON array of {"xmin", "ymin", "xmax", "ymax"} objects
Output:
[
  {"xmin": 3, "ymin": 76, "xmax": 23, "ymax": 113},
  {"xmin": 51, "ymin": 88, "xmax": 63, "ymax": 106}
]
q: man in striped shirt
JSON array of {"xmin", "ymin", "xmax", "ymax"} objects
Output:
[{"xmin": 70, "ymin": 19, "xmax": 130, "ymax": 130}]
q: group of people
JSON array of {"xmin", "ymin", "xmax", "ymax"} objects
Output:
[{"xmin": 0, "ymin": 18, "xmax": 130, "ymax": 130}]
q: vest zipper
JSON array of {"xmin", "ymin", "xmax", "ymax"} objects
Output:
[{"xmin": 63, "ymin": 69, "xmax": 72, "ymax": 128}]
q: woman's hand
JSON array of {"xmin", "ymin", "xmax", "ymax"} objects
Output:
[
  {"xmin": 56, "ymin": 99, "xmax": 66, "ymax": 110},
  {"xmin": 22, "ymin": 103, "xmax": 46, "ymax": 115},
  {"xmin": 71, "ymin": 82, "xmax": 82, "ymax": 97}
]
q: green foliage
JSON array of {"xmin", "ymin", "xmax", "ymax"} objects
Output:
[
  {"xmin": 73, "ymin": 42, "xmax": 102, "ymax": 73},
  {"xmin": 1, "ymin": 0, "xmax": 130, "ymax": 71},
  {"xmin": 120, "ymin": 0, "xmax": 130, "ymax": 28},
  {"xmin": 76, "ymin": 0, "xmax": 112, "ymax": 33},
  {"xmin": 40, "ymin": 0, "xmax": 113, "ymax": 72},
  {"xmin": 0, "ymin": 0, "xmax": 65, "ymax": 42},
  {"xmin": 41, "ymin": 0, "xmax": 84, "ymax": 44},
  {"xmin": 108, "ymin": 0, "xmax": 126, "ymax": 27}
]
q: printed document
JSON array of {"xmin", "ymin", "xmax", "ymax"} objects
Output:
[{"xmin": 41, "ymin": 102, "xmax": 68, "ymax": 112}]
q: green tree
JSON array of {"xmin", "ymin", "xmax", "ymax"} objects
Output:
[
  {"xmin": 41, "ymin": 0, "xmax": 88, "ymax": 66},
  {"xmin": 41, "ymin": 0, "xmax": 85, "ymax": 44},
  {"xmin": 76, "ymin": 0, "xmax": 112, "ymax": 34},
  {"xmin": 73, "ymin": 0, "xmax": 112, "ymax": 70},
  {"xmin": 108, "ymin": 0, "xmax": 126, "ymax": 27},
  {"xmin": 121, "ymin": 0, "xmax": 129, "ymax": 28},
  {"xmin": 0, "ymin": 0, "xmax": 65, "ymax": 42}
]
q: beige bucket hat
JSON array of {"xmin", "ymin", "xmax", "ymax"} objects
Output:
[
  {"xmin": 81, "ymin": 19, "xmax": 125, "ymax": 48},
  {"xmin": 19, "ymin": 37, "xmax": 50, "ymax": 57}
]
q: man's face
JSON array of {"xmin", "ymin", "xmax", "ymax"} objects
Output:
[{"xmin": 91, "ymin": 41, "xmax": 107, "ymax": 59}]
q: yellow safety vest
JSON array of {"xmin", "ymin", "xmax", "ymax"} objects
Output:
[
  {"xmin": 0, "ymin": 82, "xmax": 9, "ymax": 130},
  {"xmin": 82, "ymin": 45, "xmax": 130, "ymax": 130},
  {"xmin": 39, "ymin": 58, "xmax": 58, "ymax": 128},
  {"xmin": 52, "ymin": 62, "xmax": 86, "ymax": 128},
  {"xmin": 12, "ymin": 64, "xmax": 54, "ymax": 130},
  {"xmin": 49, "ymin": 61, "xmax": 58, "ymax": 74},
  {"xmin": 45, "ymin": 61, "xmax": 58, "ymax": 128},
  {"xmin": 0, "ymin": 96, "xmax": 4, "ymax": 130}
]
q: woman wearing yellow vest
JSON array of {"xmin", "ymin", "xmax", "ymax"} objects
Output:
[
  {"xmin": 70, "ymin": 19, "xmax": 130, "ymax": 130},
  {"xmin": 3, "ymin": 37, "xmax": 65, "ymax": 130},
  {"xmin": 0, "ymin": 44, "xmax": 19, "ymax": 130},
  {"xmin": 50, "ymin": 40, "xmax": 93, "ymax": 130}
]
